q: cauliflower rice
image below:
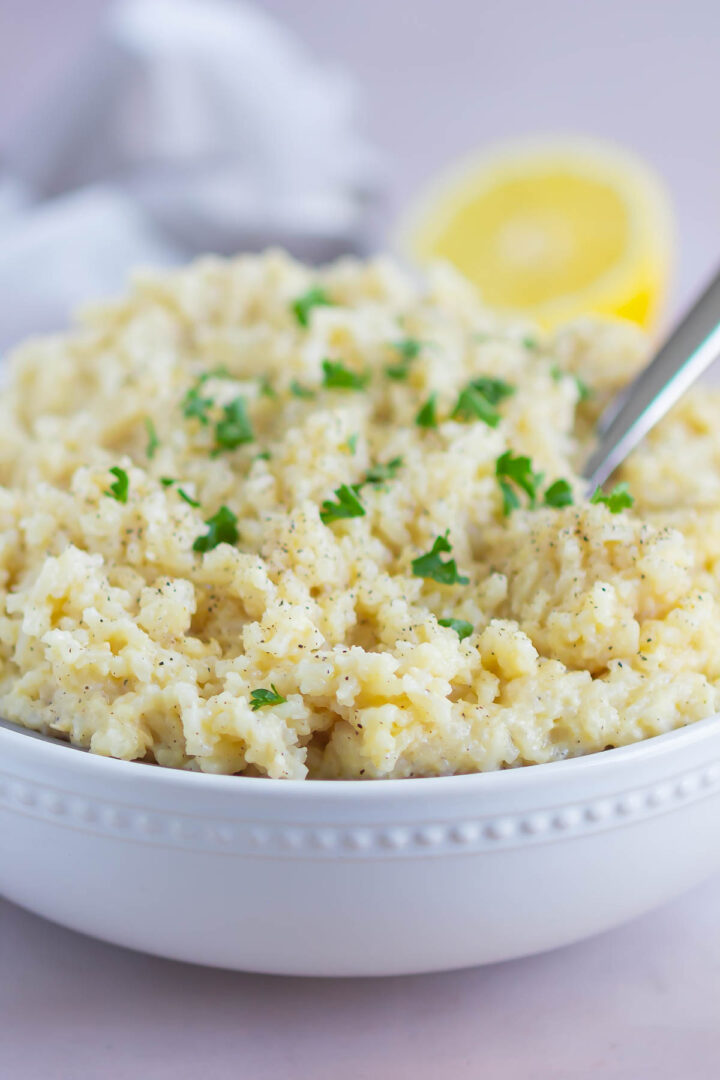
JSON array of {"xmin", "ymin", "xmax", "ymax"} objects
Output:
[{"xmin": 2, "ymin": 250, "xmax": 719, "ymax": 779}]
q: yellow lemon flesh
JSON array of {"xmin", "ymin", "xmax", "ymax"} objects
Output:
[{"xmin": 396, "ymin": 138, "xmax": 673, "ymax": 330}]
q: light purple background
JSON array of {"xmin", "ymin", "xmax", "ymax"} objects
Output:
[
  {"xmin": 2, "ymin": 2, "xmax": 720, "ymax": 1077},
  {"xmin": 3, "ymin": 0, "xmax": 720, "ymax": 310}
]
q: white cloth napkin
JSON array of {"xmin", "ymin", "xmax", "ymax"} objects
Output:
[
  {"xmin": 0, "ymin": 188, "xmax": 183, "ymax": 349},
  {"xmin": 0, "ymin": 0, "xmax": 380, "ymax": 349}
]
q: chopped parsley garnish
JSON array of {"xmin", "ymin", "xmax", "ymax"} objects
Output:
[
  {"xmin": 363, "ymin": 456, "xmax": 404, "ymax": 485},
  {"xmin": 550, "ymin": 364, "xmax": 591, "ymax": 401},
  {"xmin": 438, "ymin": 617, "xmax": 474, "ymax": 640},
  {"xmin": 290, "ymin": 380, "xmax": 316, "ymax": 399},
  {"xmin": 250, "ymin": 684, "xmax": 287, "ymax": 711},
  {"xmin": 160, "ymin": 477, "xmax": 200, "ymax": 507},
  {"xmin": 392, "ymin": 337, "xmax": 422, "ymax": 360},
  {"xmin": 386, "ymin": 338, "xmax": 421, "ymax": 380},
  {"xmin": 543, "ymin": 479, "xmax": 574, "ymax": 508},
  {"xmin": 452, "ymin": 385, "xmax": 499, "ymax": 426},
  {"xmin": 496, "ymin": 450, "xmax": 544, "ymax": 515},
  {"xmin": 470, "ymin": 377, "xmax": 515, "ymax": 406},
  {"xmin": 258, "ymin": 376, "xmax": 276, "ymax": 399},
  {"xmin": 320, "ymin": 484, "xmax": 365, "ymax": 525},
  {"xmin": 321, "ymin": 359, "xmax": 370, "ymax": 391},
  {"xmin": 496, "ymin": 452, "xmax": 575, "ymax": 514},
  {"xmin": 411, "ymin": 531, "xmax": 469, "ymax": 586},
  {"xmin": 575, "ymin": 375, "xmax": 592, "ymax": 402},
  {"xmin": 345, "ymin": 433, "xmax": 358, "ymax": 455},
  {"xmin": 181, "ymin": 367, "xmax": 232, "ymax": 426},
  {"xmin": 193, "ymin": 506, "xmax": 239, "ymax": 552},
  {"xmin": 144, "ymin": 418, "xmax": 159, "ymax": 459},
  {"xmin": 319, "ymin": 458, "xmax": 402, "ymax": 523},
  {"xmin": 590, "ymin": 482, "xmax": 634, "ymax": 513},
  {"xmin": 523, "ymin": 335, "xmax": 539, "ymax": 350},
  {"xmin": 177, "ymin": 488, "xmax": 200, "ymax": 508},
  {"xmin": 214, "ymin": 397, "xmax": 254, "ymax": 452},
  {"xmin": 451, "ymin": 377, "xmax": 514, "ymax": 427},
  {"xmin": 497, "ymin": 481, "xmax": 520, "ymax": 516},
  {"xmin": 182, "ymin": 383, "xmax": 214, "ymax": 426},
  {"xmin": 104, "ymin": 466, "xmax": 129, "ymax": 504},
  {"xmin": 415, "ymin": 393, "xmax": 438, "ymax": 429},
  {"xmin": 254, "ymin": 451, "xmax": 272, "ymax": 462},
  {"xmin": 292, "ymin": 287, "xmax": 333, "ymax": 327}
]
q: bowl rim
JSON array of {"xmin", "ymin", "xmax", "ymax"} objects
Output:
[{"xmin": 3, "ymin": 713, "xmax": 720, "ymax": 800}]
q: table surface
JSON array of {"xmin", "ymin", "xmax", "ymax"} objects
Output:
[
  {"xmin": 3, "ymin": 878, "xmax": 720, "ymax": 1080},
  {"xmin": 3, "ymin": 1, "xmax": 720, "ymax": 1077}
]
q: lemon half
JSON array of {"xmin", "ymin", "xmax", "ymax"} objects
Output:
[{"xmin": 395, "ymin": 137, "xmax": 673, "ymax": 329}]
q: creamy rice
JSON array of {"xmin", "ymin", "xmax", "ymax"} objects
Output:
[{"xmin": 1, "ymin": 251, "xmax": 718, "ymax": 779}]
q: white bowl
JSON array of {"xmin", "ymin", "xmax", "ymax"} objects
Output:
[{"xmin": 2, "ymin": 716, "xmax": 720, "ymax": 977}]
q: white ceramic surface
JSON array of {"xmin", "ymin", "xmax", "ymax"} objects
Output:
[{"xmin": 2, "ymin": 716, "xmax": 720, "ymax": 977}]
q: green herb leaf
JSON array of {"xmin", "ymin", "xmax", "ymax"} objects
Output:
[
  {"xmin": 321, "ymin": 359, "xmax": 370, "ymax": 391},
  {"xmin": 415, "ymin": 393, "xmax": 438, "ymax": 429},
  {"xmin": 181, "ymin": 367, "xmax": 233, "ymax": 427},
  {"xmin": 543, "ymin": 479, "xmax": 574, "ymax": 508},
  {"xmin": 292, "ymin": 287, "xmax": 333, "ymax": 328},
  {"xmin": 144, "ymin": 418, "xmax": 159, "ymax": 459},
  {"xmin": 250, "ymin": 684, "xmax": 287, "ymax": 711},
  {"xmin": 290, "ymin": 380, "xmax": 316, "ymax": 399},
  {"xmin": 451, "ymin": 385, "xmax": 499, "ymax": 426},
  {"xmin": 452, "ymin": 386, "xmax": 499, "ymax": 426},
  {"xmin": 590, "ymin": 482, "xmax": 634, "ymax": 513},
  {"xmin": 214, "ymin": 397, "xmax": 254, "ymax": 452},
  {"xmin": 363, "ymin": 457, "xmax": 404, "ymax": 485},
  {"xmin": 258, "ymin": 376, "xmax": 276, "ymax": 399},
  {"xmin": 254, "ymin": 451, "xmax": 272, "ymax": 462},
  {"xmin": 495, "ymin": 450, "xmax": 544, "ymax": 515},
  {"xmin": 469, "ymin": 377, "xmax": 515, "ymax": 406},
  {"xmin": 574, "ymin": 375, "xmax": 592, "ymax": 402},
  {"xmin": 451, "ymin": 377, "xmax": 515, "ymax": 426},
  {"xmin": 193, "ymin": 506, "xmax": 239, "ymax": 552},
  {"xmin": 182, "ymin": 383, "xmax": 214, "ymax": 426},
  {"xmin": 438, "ymin": 617, "xmax": 474, "ymax": 640},
  {"xmin": 385, "ymin": 338, "xmax": 422, "ymax": 381},
  {"xmin": 411, "ymin": 531, "xmax": 469, "ymax": 586},
  {"xmin": 385, "ymin": 362, "xmax": 412, "ymax": 381},
  {"xmin": 104, "ymin": 466, "xmax": 129, "ymax": 504},
  {"xmin": 160, "ymin": 476, "xmax": 200, "ymax": 507},
  {"xmin": 523, "ymin": 335, "xmax": 539, "ymax": 350},
  {"xmin": 177, "ymin": 488, "xmax": 200, "ymax": 508},
  {"xmin": 345, "ymin": 433, "xmax": 358, "ymax": 455},
  {"xmin": 392, "ymin": 337, "xmax": 422, "ymax": 360},
  {"xmin": 320, "ymin": 484, "xmax": 366, "ymax": 525},
  {"xmin": 550, "ymin": 364, "xmax": 591, "ymax": 401},
  {"xmin": 498, "ymin": 479, "xmax": 520, "ymax": 516}
]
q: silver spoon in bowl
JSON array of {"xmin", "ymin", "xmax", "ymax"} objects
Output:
[{"xmin": 583, "ymin": 265, "xmax": 720, "ymax": 491}]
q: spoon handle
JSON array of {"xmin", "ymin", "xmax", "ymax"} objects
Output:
[{"xmin": 582, "ymin": 265, "xmax": 720, "ymax": 492}]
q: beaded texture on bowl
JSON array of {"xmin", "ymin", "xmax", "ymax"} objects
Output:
[{"xmin": 2, "ymin": 760, "xmax": 720, "ymax": 859}]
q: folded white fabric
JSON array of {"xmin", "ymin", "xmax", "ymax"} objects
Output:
[
  {"xmin": 0, "ymin": 188, "xmax": 182, "ymax": 350},
  {"xmin": 0, "ymin": 0, "xmax": 380, "ymax": 347}
]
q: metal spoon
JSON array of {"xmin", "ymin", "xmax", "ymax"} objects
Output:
[{"xmin": 583, "ymin": 266, "xmax": 720, "ymax": 491}]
